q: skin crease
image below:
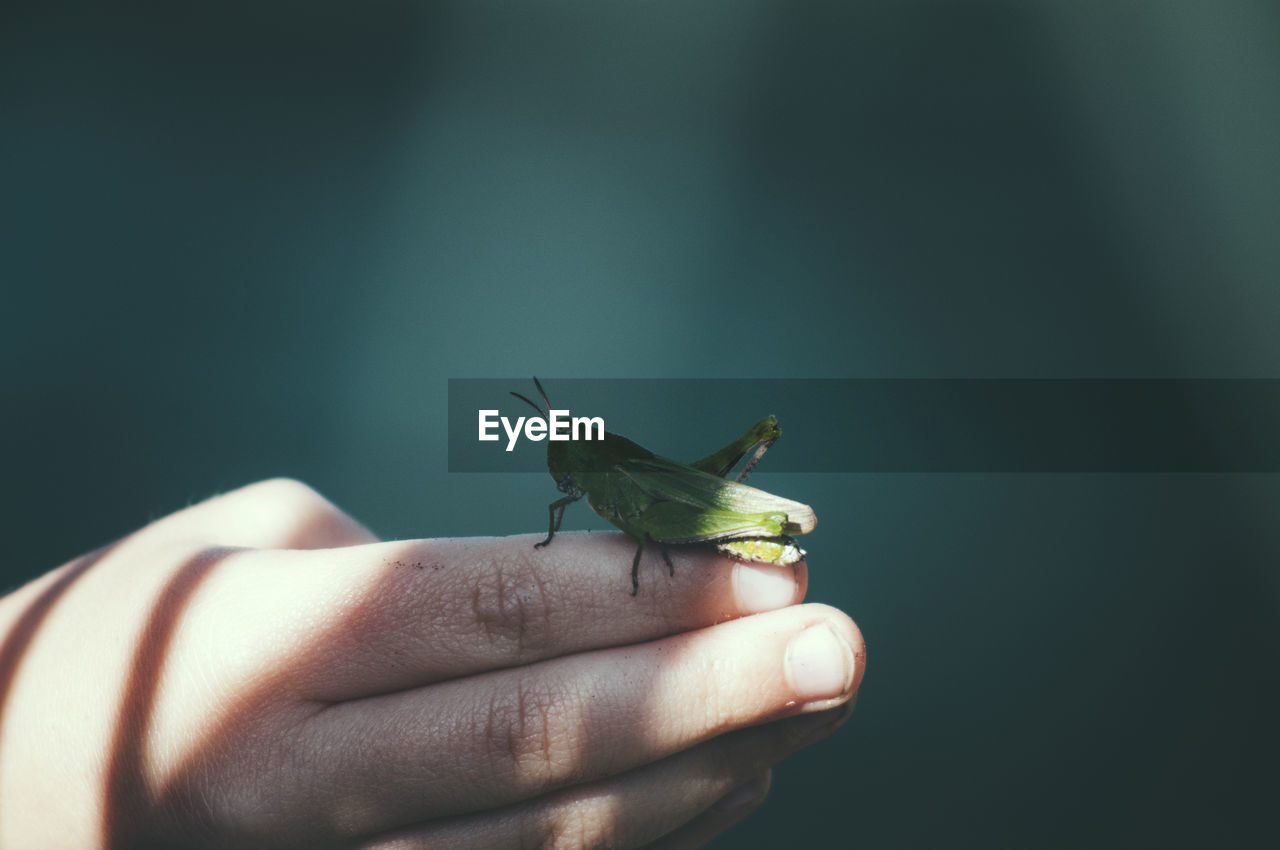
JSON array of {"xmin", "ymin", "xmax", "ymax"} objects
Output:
[{"xmin": 0, "ymin": 479, "xmax": 865, "ymax": 849}]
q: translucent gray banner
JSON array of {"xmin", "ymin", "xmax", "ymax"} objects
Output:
[{"xmin": 448, "ymin": 379, "xmax": 1280, "ymax": 473}]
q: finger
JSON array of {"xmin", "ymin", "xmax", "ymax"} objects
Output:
[
  {"xmin": 643, "ymin": 699, "xmax": 857, "ymax": 850},
  {"xmin": 302, "ymin": 603, "xmax": 864, "ymax": 835},
  {"xmin": 639, "ymin": 772, "xmax": 772, "ymax": 850},
  {"xmin": 139, "ymin": 478, "xmax": 378, "ymax": 550},
  {"xmin": 282, "ymin": 532, "xmax": 808, "ymax": 700},
  {"xmin": 354, "ymin": 701, "xmax": 843, "ymax": 850}
]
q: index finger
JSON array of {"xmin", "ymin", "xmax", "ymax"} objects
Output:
[{"xmin": 277, "ymin": 531, "xmax": 807, "ymax": 701}]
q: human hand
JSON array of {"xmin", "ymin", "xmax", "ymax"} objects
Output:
[{"xmin": 0, "ymin": 479, "xmax": 865, "ymax": 849}]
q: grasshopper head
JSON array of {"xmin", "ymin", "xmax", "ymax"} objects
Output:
[
  {"xmin": 546, "ymin": 437, "xmax": 579, "ymax": 493},
  {"xmin": 512, "ymin": 377, "xmax": 579, "ymax": 489}
]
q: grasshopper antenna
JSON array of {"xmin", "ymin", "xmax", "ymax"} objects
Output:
[
  {"xmin": 510, "ymin": 377, "xmax": 549, "ymax": 418},
  {"xmin": 532, "ymin": 376, "xmax": 553, "ymax": 411},
  {"xmin": 510, "ymin": 392, "xmax": 545, "ymax": 418}
]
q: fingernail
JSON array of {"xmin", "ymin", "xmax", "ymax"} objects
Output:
[
  {"xmin": 712, "ymin": 772, "xmax": 771, "ymax": 812},
  {"xmin": 785, "ymin": 621, "xmax": 855, "ymax": 705},
  {"xmin": 733, "ymin": 562, "xmax": 799, "ymax": 613}
]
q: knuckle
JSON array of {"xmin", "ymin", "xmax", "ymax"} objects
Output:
[
  {"xmin": 231, "ymin": 477, "xmax": 355, "ymax": 547},
  {"xmin": 469, "ymin": 551, "xmax": 556, "ymax": 658},
  {"xmin": 244, "ymin": 477, "xmax": 331, "ymax": 519},
  {"xmin": 482, "ymin": 674, "xmax": 575, "ymax": 790},
  {"xmin": 521, "ymin": 801, "xmax": 608, "ymax": 850}
]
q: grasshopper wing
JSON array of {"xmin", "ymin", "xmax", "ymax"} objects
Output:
[
  {"xmin": 633, "ymin": 500, "xmax": 791, "ymax": 543},
  {"xmin": 616, "ymin": 456, "xmax": 816, "ymax": 535}
]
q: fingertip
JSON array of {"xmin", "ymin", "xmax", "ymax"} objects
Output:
[
  {"xmin": 646, "ymin": 771, "xmax": 773, "ymax": 850},
  {"xmin": 712, "ymin": 769, "xmax": 773, "ymax": 813},
  {"xmin": 787, "ymin": 692, "xmax": 859, "ymax": 747},
  {"xmin": 838, "ymin": 613, "xmax": 867, "ymax": 696},
  {"xmin": 790, "ymin": 603, "xmax": 867, "ymax": 701},
  {"xmin": 731, "ymin": 560, "xmax": 804, "ymax": 614}
]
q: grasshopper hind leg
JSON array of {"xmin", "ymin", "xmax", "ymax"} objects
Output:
[
  {"xmin": 629, "ymin": 537, "xmax": 645, "ymax": 595},
  {"xmin": 629, "ymin": 536, "xmax": 674, "ymax": 595}
]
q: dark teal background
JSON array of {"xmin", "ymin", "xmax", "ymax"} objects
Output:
[{"xmin": 3, "ymin": 2, "xmax": 1278, "ymax": 847}]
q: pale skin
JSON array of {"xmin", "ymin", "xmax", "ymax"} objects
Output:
[{"xmin": 0, "ymin": 479, "xmax": 865, "ymax": 849}]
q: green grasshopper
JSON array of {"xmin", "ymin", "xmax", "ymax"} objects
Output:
[{"xmin": 512, "ymin": 378, "xmax": 816, "ymax": 594}]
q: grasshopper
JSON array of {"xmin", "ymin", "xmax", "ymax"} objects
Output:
[{"xmin": 512, "ymin": 378, "xmax": 816, "ymax": 594}]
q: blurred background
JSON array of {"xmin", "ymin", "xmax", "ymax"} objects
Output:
[{"xmin": 3, "ymin": 1, "xmax": 1278, "ymax": 847}]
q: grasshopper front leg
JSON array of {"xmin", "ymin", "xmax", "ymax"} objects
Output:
[{"xmin": 536, "ymin": 494, "xmax": 580, "ymax": 548}]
